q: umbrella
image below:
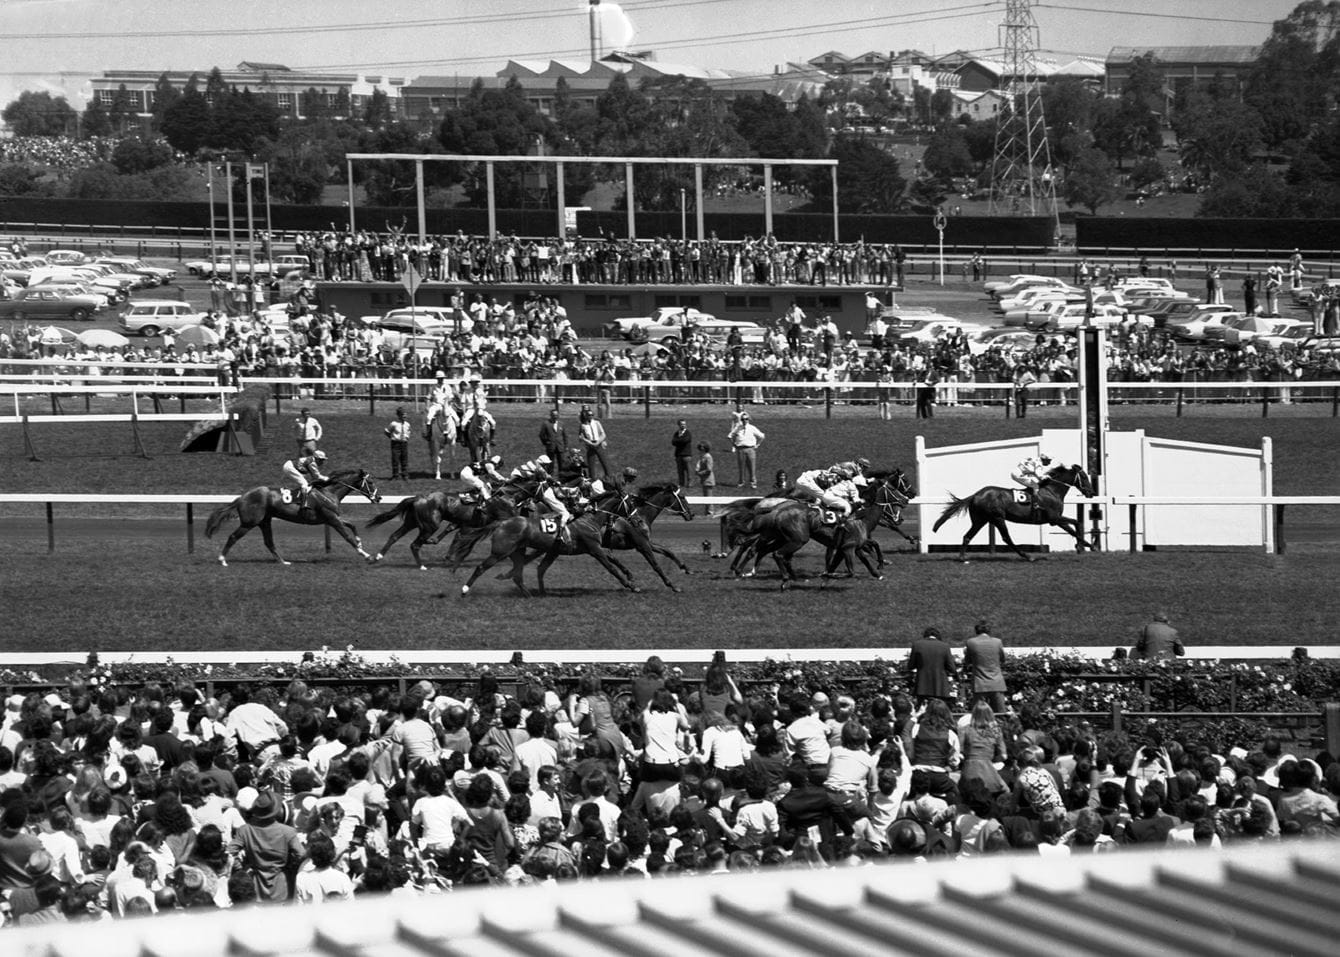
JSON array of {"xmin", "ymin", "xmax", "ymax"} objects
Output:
[
  {"xmin": 76, "ymin": 328, "xmax": 130, "ymax": 349},
  {"xmin": 176, "ymin": 324, "xmax": 220, "ymax": 348},
  {"xmin": 39, "ymin": 325, "xmax": 76, "ymax": 345}
]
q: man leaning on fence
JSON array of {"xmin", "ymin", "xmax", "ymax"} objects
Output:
[{"xmin": 1134, "ymin": 612, "xmax": 1184, "ymax": 660}]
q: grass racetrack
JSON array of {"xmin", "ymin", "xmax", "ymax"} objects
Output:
[{"xmin": 3, "ymin": 400, "xmax": 1339, "ymax": 656}]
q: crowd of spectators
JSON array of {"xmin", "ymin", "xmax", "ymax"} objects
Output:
[
  {"xmin": 0, "ymin": 658, "xmax": 1335, "ymax": 927},
  {"xmin": 0, "ymin": 136, "xmax": 120, "ymax": 171},
  {"xmin": 292, "ymin": 230, "xmax": 911, "ymax": 288}
]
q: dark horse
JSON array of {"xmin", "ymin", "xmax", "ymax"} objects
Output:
[
  {"xmin": 459, "ymin": 509, "xmax": 639, "ymax": 597},
  {"xmin": 931, "ymin": 463, "xmax": 1094, "ymax": 562},
  {"xmin": 367, "ymin": 478, "xmax": 544, "ymax": 570},
  {"xmin": 514, "ymin": 483, "xmax": 695, "ymax": 592},
  {"xmin": 205, "ymin": 469, "xmax": 381, "ymax": 566}
]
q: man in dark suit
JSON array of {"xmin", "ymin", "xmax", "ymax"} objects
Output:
[
  {"xmin": 963, "ymin": 619, "xmax": 1007, "ymax": 713},
  {"xmin": 1135, "ymin": 612, "xmax": 1184, "ymax": 660},
  {"xmin": 538, "ymin": 408, "xmax": 567, "ymax": 463},
  {"xmin": 908, "ymin": 626, "xmax": 957, "ymax": 705},
  {"xmin": 670, "ymin": 419, "xmax": 693, "ymax": 487}
]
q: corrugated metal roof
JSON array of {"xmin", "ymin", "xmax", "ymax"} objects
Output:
[
  {"xmin": 1106, "ymin": 45, "xmax": 1261, "ymax": 65},
  {"xmin": 10, "ymin": 843, "xmax": 1338, "ymax": 957}
]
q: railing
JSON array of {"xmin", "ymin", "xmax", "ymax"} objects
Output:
[{"xmin": 4, "ymin": 492, "xmax": 1337, "ymax": 556}]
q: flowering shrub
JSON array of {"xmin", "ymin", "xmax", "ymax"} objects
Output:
[{"xmin": 0, "ymin": 650, "xmax": 1334, "ymax": 726}]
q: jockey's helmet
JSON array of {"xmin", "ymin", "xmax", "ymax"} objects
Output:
[
  {"xmin": 622, "ymin": 467, "xmax": 638, "ymax": 480},
  {"xmin": 856, "ymin": 457, "xmax": 872, "ymax": 472},
  {"xmin": 489, "ymin": 455, "xmax": 503, "ymax": 468},
  {"xmin": 1040, "ymin": 454, "xmax": 1052, "ymax": 465},
  {"xmin": 537, "ymin": 454, "xmax": 552, "ymax": 466},
  {"xmin": 313, "ymin": 450, "xmax": 327, "ymax": 462}
]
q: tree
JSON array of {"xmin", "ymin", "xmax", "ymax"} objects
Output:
[
  {"xmin": 363, "ymin": 88, "xmax": 392, "ymax": 130},
  {"xmin": 1245, "ymin": 0, "xmax": 1340, "ymax": 148},
  {"xmin": 594, "ymin": 73, "xmax": 653, "ymax": 154},
  {"xmin": 920, "ymin": 124, "xmax": 973, "ymax": 179},
  {"xmin": 811, "ymin": 135, "xmax": 905, "ymax": 213},
  {"xmin": 1063, "ymin": 147, "xmax": 1119, "ymax": 214},
  {"xmin": 0, "ymin": 164, "xmax": 43, "ymax": 195},
  {"xmin": 929, "ymin": 89, "xmax": 955, "ymax": 127},
  {"xmin": 150, "ymin": 73, "xmax": 180, "ymax": 132},
  {"xmin": 2, "ymin": 91, "xmax": 77, "ymax": 137},
  {"xmin": 1129, "ymin": 156, "xmax": 1165, "ymax": 190},
  {"xmin": 1197, "ymin": 163, "xmax": 1299, "ymax": 217},
  {"xmin": 107, "ymin": 85, "xmax": 135, "ymax": 136},
  {"xmin": 438, "ymin": 77, "xmax": 552, "ymax": 208},
  {"xmin": 1174, "ymin": 93, "xmax": 1262, "ymax": 179},
  {"xmin": 111, "ymin": 137, "xmax": 174, "ymax": 175},
  {"xmin": 1041, "ymin": 77, "xmax": 1098, "ymax": 168},
  {"xmin": 81, "ymin": 97, "xmax": 113, "ymax": 138},
  {"xmin": 160, "ymin": 88, "xmax": 211, "ymax": 154}
]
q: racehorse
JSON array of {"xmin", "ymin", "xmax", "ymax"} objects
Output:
[
  {"xmin": 931, "ymin": 463, "xmax": 1094, "ymax": 562},
  {"xmin": 460, "ymin": 414, "xmax": 494, "ymax": 464},
  {"xmin": 814, "ymin": 472, "xmax": 914, "ymax": 578},
  {"xmin": 732, "ymin": 501, "xmax": 847, "ymax": 590},
  {"xmin": 513, "ymin": 483, "xmax": 695, "ymax": 592},
  {"xmin": 370, "ymin": 478, "xmax": 545, "ymax": 570},
  {"xmin": 423, "ymin": 401, "xmax": 458, "ymax": 481},
  {"xmin": 459, "ymin": 510, "xmax": 640, "ymax": 597},
  {"xmin": 205, "ymin": 469, "xmax": 381, "ymax": 566}
]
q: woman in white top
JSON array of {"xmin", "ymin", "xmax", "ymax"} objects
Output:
[
  {"xmin": 700, "ymin": 706, "xmax": 750, "ymax": 773},
  {"xmin": 825, "ymin": 721, "xmax": 880, "ymax": 821}
]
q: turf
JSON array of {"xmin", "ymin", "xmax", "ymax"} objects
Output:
[{"xmin": 0, "ymin": 533, "xmax": 1333, "ymax": 653}]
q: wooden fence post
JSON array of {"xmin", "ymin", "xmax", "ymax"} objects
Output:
[
  {"xmin": 1326, "ymin": 702, "xmax": 1340, "ymax": 758},
  {"xmin": 1110, "ymin": 700, "xmax": 1123, "ymax": 733}
]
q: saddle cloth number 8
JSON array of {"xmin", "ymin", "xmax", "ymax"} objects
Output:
[{"xmin": 281, "ymin": 489, "xmax": 294, "ymax": 505}]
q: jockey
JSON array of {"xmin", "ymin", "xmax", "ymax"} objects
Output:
[
  {"xmin": 282, "ymin": 450, "xmax": 328, "ymax": 505},
  {"xmin": 460, "ymin": 455, "xmax": 506, "ymax": 500},
  {"xmin": 537, "ymin": 475, "xmax": 574, "ymax": 529},
  {"xmin": 459, "ymin": 376, "xmax": 496, "ymax": 432},
  {"xmin": 794, "ymin": 464, "xmax": 857, "ymax": 517},
  {"xmin": 1012, "ymin": 453, "xmax": 1053, "ymax": 512},
  {"xmin": 510, "ymin": 453, "xmax": 552, "ymax": 482},
  {"xmin": 427, "ymin": 372, "xmax": 458, "ymax": 425}
]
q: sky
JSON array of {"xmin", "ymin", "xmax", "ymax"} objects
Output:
[{"xmin": 0, "ymin": 0, "xmax": 1304, "ymax": 109}]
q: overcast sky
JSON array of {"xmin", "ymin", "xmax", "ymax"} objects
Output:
[{"xmin": 0, "ymin": 0, "xmax": 1301, "ymax": 107}]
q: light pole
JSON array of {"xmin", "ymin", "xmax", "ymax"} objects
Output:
[
  {"xmin": 934, "ymin": 208, "xmax": 947, "ymax": 287},
  {"xmin": 680, "ymin": 188, "xmax": 687, "ymax": 243}
]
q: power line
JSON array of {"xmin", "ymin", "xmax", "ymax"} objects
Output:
[
  {"xmin": 1037, "ymin": 3, "xmax": 1274, "ymax": 26},
  {"xmin": 297, "ymin": 4, "xmax": 999, "ymax": 72}
]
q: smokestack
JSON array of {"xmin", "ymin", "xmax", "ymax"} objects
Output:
[{"xmin": 589, "ymin": 0, "xmax": 603, "ymax": 62}]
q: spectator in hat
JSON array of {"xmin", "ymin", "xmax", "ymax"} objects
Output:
[
  {"xmin": 1135, "ymin": 612, "xmax": 1184, "ymax": 660},
  {"xmin": 227, "ymin": 790, "xmax": 304, "ymax": 903},
  {"xmin": 727, "ymin": 410, "xmax": 765, "ymax": 488}
]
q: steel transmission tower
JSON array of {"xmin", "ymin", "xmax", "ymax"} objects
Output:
[{"xmin": 989, "ymin": 0, "xmax": 1059, "ymax": 235}]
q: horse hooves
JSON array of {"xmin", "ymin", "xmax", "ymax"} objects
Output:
[
  {"xmin": 1024, "ymin": 555, "xmax": 1036, "ymax": 563},
  {"xmin": 739, "ymin": 570, "xmax": 755, "ymax": 579},
  {"xmin": 281, "ymin": 560, "xmax": 292, "ymax": 566},
  {"xmin": 460, "ymin": 585, "xmax": 470, "ymax": 595},
  {"xmin": 419, "ymin": 565, "xmax": 429, "ymax": 572},
  {"xmin": 217, "ymin": 556, "xmax": 228, "ymax": 567},
  {"xmin": 670, "ymin": 585, "xmax": 682, "ymax": 593}
]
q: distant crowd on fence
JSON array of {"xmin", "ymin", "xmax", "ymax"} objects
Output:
[
  {"xmin": 0, "ymin": 136, "xmax": 119, "ymax": 171},
  {"xmin": 0, "ymin": 650, "xmax": 1335, "ymax": 927},
  {"xmin": 291, "ymin": 230, "xmax": 914, "ymax": 288}
]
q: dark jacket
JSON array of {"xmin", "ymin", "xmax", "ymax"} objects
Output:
[
  {"xmin": 671, "ymin": 427, "xmax": 693, "ymax": 459},
  {"xmin": 908, "ymin": 637, "xmax": 957, "ymax": 699}
]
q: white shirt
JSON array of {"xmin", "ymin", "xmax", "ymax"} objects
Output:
[{"xmin": 412, "ymin": 793, "xmax": 470, "ymax": 851}]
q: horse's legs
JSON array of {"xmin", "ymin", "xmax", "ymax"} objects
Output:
[
  {"xmin": 218, "ymin": 525, "xmax": 251, "ymax": 566},
  {"xmin": 651, "ymin": 543, "xmax": 690, "ymax": 574},
  {"xmin": 1052, "ymin": 515, "xmax": 1090, "ymax": 552},
  {"xmin": 328, "ymin": 518, "xmax": 370, "ymax": 559},
  {"xmin": 409, "ymin": 530, "xmax": 438, "ymax": 571},
  {"xmin": 856, "ymin": 543, "xmax": 883, "ymax": 579},
  {"xmin": 259, "ymin": 518, "xmax": 288, "ymax": 565},
  {"xmin": 461, "ymin": 545, "xmax": 507, "ymax": 594},
  {"xmin": 629, "ymin": 535, "xmax": 680, "ymax": 592},
  {"xmin": 373, "ymin": 516, "xmax": 416, "ymax": 562},
  {"xmin": 993, "ymin": 520, "xmax": 1034, "ymax": 562},
  {"xmin": 869, "ymin": 538, "xmax": 889, "ymax": 566},
  {"xmin": 958, "ymin": 512, "xmax": 988, "ymax": 563},
  {"xmin": 582, "ymin": 543, "xmax": 638, "ymax": 592}
]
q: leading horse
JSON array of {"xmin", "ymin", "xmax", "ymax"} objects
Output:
[
  {"xmin": 205, "ymin": 469, "xmax": 381, "ymax": 566},
  {"xmin": 931, "ymin": 463, "xmax": 1094, "ymax": 562}
]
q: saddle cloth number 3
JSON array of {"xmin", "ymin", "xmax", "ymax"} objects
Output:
[
  {"xmin": 540, "ymin": 517, "xmax": 558, "ymax": 534},
  {"xmin": 822, "ymin": 510, "xmax": 839, "ymax": 525}
]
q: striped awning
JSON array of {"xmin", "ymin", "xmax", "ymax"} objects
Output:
[{"xmin": 11, "ymin": 842, "xmax": 1339, "ymax": 956}]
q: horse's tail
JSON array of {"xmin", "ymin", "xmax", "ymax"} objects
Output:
[
  {"xmin": 366, "ymin": 496, "xmax": 415, "ymax": 528},
  {"xmin": 204, "ymin": 499, "xmax": 241, "ymax": 539},
  {"xmin": 932, "ymin": 494, "xmax": 971, "ymax": 533}
]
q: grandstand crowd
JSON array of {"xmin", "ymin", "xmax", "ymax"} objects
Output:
[
  {"xmin": 0, "ymin": 136, "xmax": 119, "ymax": 171},
  {"xmin": 0, "ymin": 660, "xmax": 1335, "ymax": 926}
]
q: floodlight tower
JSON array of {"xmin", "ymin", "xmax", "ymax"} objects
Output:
[{"xmin": 988, "ymin": 0, "xmax": 1059, "ymax": 237}]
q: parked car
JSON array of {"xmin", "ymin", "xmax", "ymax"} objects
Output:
[
  {"xmin": 1114, "ymin": 278, "xmax": 1190, "ymax": 299},
  {"xmin": 996, "ymin": 283, "xmax": 1083, "ymax": 312},
  {"xmin": 118, "ymin": 300, "xmax": 210, "ymax": 337},
  {"xmin": 602, "ymin": 307, "xmax": 765, "ymax": 345},
  {"xmin": 377, "ymin": 307, "xmax": 455, "ymax": 336},
  {"xmin": 28, "ymin": 278, "xmax": 112, "ymax": 311},
  {"xmin": 182, "ymin": 255, "xmax": 277, "ymax": 278},
  {"xmin": 45, "ymin": 249, "xmax": 91, "ymax": 266},
  {"xmin": 1172, "ymin": 310, "xmax": 1245, "ymax": 341},
  {"xmin": 97, "ymin": 256, "xmax": 176, "ymax": 285},
  {"xmin": 271, "ymin": 254, "xmax": 312, "ymax": 274},
  {"xmin": 1003, "ymin": 290, "xmax": 1126, "ymax": 325},
  {"xmin": 889, "ymin": 316, "xmax": 988, "ymax": 345},
  {"xmin": 983, "ymin": 274, "xmax": 1067, "ymax": 298},
  {"xmin": 0, "ymin": 286, "xmax": 105, "ymax": 322},
  {"xmin": 1254, "ymin": 322, "xmax": 1315, "ymax": 351},
  {"xmin": 1025, "ymin": 302, "xmax": 1127, "ymax": 332},
  {"xmin": 27, "ymin": 267, "xmax": 129, "ymax": 304},
  {"xmin": 967, "ymin": 328, "xmax": 1043, "ymax": 356}
]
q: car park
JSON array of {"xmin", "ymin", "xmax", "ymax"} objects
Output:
[
  {"xmin": 996, "ymin": 283, "xmax": 1083, "ymax": 312},
  {"xmin": 118, "ymin": 300, "xmax": 210, "ymax": 337},
  {"xmin": 28, "ymin": 278, "xmax": 112, "ymax": 310},
  {"xmin": 0, "ymin": 286, "xmax": 106, "ymax": 321},
  {"xmin": 602, "ymin": 306, "xmax": 766, "ymax": 345},
  {"xmin": 983, "ymin": 274, "xmax": 1066, "ymax": 298},
  {"xmin": 1171, "ymin": 310, "xmax": 1245, "ymax": 341},
  {"xmin": 1024, "ymin": 302, "xmax": 1127, "ymax": 332},
  {"xmin": 888, "ymin": 316, "xmax": 988, "ymax": 345},
  {"xmin": 1231, "ymin": 318, "xmax": 1310, "ymax": 348}
]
